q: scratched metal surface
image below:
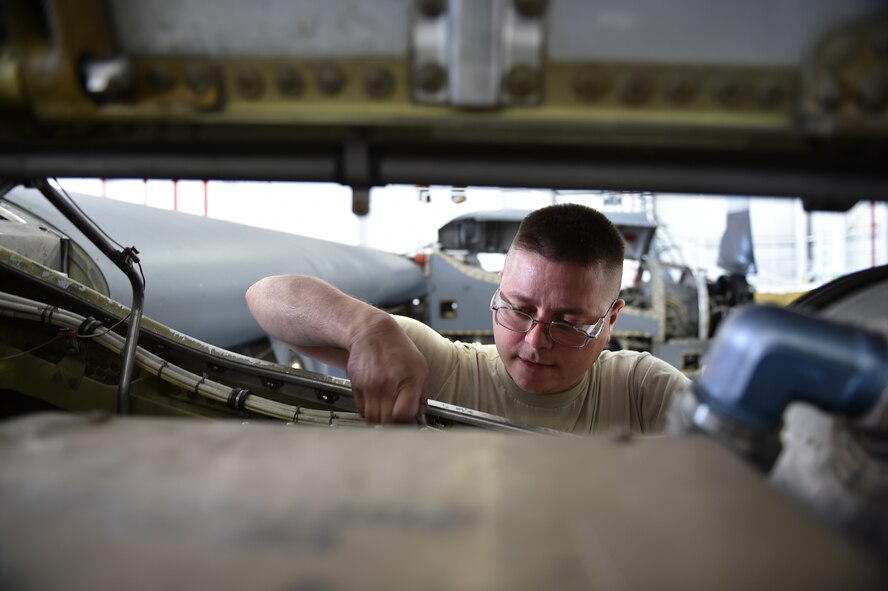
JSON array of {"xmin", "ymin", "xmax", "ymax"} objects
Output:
[{"xmin": 0, "ymin": 412, "xmax": 884, "ymax": 591}]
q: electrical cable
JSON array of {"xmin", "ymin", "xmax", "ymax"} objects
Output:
[
  {"xmin": 0, "ymin": 309, "xmax": 133, "ymax": 361},
  {"xmin": 0, "ymin": 291, "xmax": 365, "ymax": 426}
]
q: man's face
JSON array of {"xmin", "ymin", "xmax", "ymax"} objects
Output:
[{"xmin": 494, "ymin": 249, "xmax": 624, "ymax": 395}]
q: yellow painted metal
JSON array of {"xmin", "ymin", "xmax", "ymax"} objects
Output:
[{"xmin": 1, "ymin": 0, "xmax": 804, "ymax": 137}]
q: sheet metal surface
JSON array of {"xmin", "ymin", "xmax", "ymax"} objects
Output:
[{"xmin": 0, "ymin": 412, "xmax": 883, "ymax": 590}]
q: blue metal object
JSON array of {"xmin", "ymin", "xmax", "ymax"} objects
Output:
[{"xmin": 695, "ymin": 304, "xmax": 888, "ymax": 430}]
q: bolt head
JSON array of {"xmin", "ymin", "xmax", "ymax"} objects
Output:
[
  {"xmin": 236, "ymin": 69, "xmax": 264, "ymax": 100},
  {"xmin": 416, "ymin": 63, "xmax": 446, "ymax": 93},
  {"xmin": 417, "ymin": 0, "xmax": 446, "ymax": 18},
  {"xmin": 663, "ymin": 75, "xmax": 697, "ymax": 105},
  {"xmin": 618, "ymin": 72, "xmax": 654, "ymax": 106},
  {"xmin": 505, "ymin": 65, "xmax": 540, "ymax": 98},
  {"xmin": 711, "ymin": 76, "xmax": 747, "ymax": 108},
  {"xmin": 316, "ymin": 65, "xmax": 345, "ymax": 95},
  {"xmin": 276, "ymin": 65, "xmax": 304, "ymax": 97},
  {"xmin": 352, "ymin": 188, "xmax": 370, "ymax": 216},
  {"xmin": 514, "ymin": 0, "xmax": 547, "ymax": 18},
  {"xmin": 573, "ymin": 67, "xmax": 610, "ymax": 101},
  {"xmin": 363, "ymin": 66, "xmax": 395, "ymax": 99}
]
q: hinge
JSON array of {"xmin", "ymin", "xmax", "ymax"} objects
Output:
[{"xmin": 410, "ymin": 0, "xmax": 547, "ymax": 108}]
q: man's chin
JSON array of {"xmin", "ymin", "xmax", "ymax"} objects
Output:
[
  {"xmin": 510, "ymin": 368, "xmax": 557, "ymax": 395},
  {"xmin": 508, "ymin": 361, "xmax": 579, "ymax": 395}
]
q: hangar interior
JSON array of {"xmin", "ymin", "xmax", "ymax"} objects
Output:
[{"xmin": 1, "ymin": 1, "xmax": 887, "ymax": 589}]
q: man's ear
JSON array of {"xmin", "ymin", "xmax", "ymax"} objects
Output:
[{"xmin": 609, "ymin": 299, "xmax": 626, "ymax": 326}]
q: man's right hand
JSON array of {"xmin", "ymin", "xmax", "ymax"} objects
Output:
[
  {"xmin": 345, "ymin": 313, "xmax": 429, "ymax": 424},
  {"xmin": 246, "ymin": 274, "xmax": 428, "ymax": 425}
]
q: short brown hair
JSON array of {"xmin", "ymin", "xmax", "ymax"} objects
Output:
[{"xmin": 510, "ymin": 203, "xmax": 624, "ymax": 285}]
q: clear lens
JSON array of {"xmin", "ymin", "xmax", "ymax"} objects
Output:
[
  {"xmin": 496, "ymin": 308, "xmax": 534, "ymax": 332},
  {"xmin": 548, "ymin": 323, "xmax": 590, "ymax": 347},
  {"xmin": 495, "ymin": 308, "xmax": 590, "ymax": 348}
]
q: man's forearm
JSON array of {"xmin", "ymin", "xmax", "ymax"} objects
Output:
[{"xmin": 245, "ymin": 274, "xmax": 388, "ymax": 351}]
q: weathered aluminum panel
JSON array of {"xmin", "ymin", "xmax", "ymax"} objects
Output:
[{"xmin": 0, "ymin": 412, "xmax": 884, "ymax": 590}]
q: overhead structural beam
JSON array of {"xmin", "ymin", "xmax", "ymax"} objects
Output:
[{"xmin": 2, "ymin": 147, "xmax": 886, "ymax": 211}]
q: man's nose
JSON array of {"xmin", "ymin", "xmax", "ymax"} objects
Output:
[{"xmin": 525, "ymin": 321, "xmax": 554, "ymax": 349}]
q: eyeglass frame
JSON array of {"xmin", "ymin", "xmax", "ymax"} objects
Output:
[{"xmin": 489, "ymin": 288, "xmax": 617, "ymax": 349}]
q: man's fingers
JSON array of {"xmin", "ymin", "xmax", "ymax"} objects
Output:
[
  {"xmin": 353, "ymin": 389, "xmax": 365, "ymax": 417},
  {"xmin": 364, "ymin": 395, "xmax": 381, "ymax": 425},
  {"xmin": 355, "ymin": 387, "xmax": 420, "ymax": 425},
  {"xmin": 391, "ymin": 385, "xmax": 422, "ymax": 423},
  {"xmin": 379, "ymin": 401, "xmax": 394, "ymax": 425}
]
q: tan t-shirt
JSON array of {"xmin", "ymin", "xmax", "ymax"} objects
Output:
[{"xmin": 395, "ymin": 315, "xmax": 691, "ymax": 435}]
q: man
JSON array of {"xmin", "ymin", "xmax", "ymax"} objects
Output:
[{"xmin": 246, "ymin": 203, "xmax": 691, "ymax": 435}]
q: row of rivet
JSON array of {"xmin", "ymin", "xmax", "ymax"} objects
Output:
[
  {"xmin": 142, "ymin": 63, "xmax": 397, "ymax": 101},
  {"xmin": 140, "ymin": 61, "xmax": 799, "ymax": 111},
  {"xmin": 417, "ymin": 63, "xmax": 794, "ymax": 109},
  {"xmin": 570, "ymin": 68, "xmax": 794, "ymax": 110}
]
